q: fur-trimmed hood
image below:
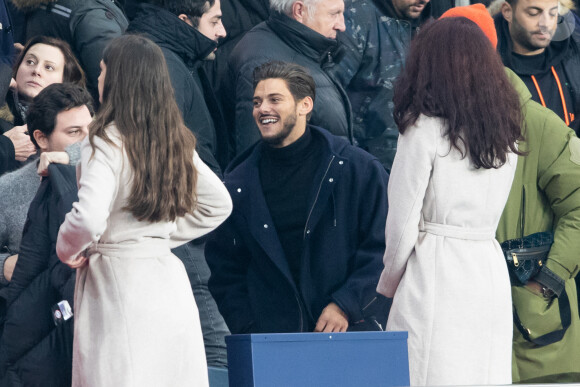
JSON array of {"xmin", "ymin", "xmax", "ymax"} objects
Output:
[
  {"xmin": 0, "ymin": 104, "xmax": 14, "ymax": 125},
  {"xmin": 488, "ymin": 0, "xmax": 504, "ymax": 17},
  {"xmin": 10, "ymin": 0, "xmax": 57, "ymax": 10}
]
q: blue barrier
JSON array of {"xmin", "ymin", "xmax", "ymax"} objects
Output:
[{"xmin": 225, "ymin": 331, "xmax": 409, "ymax": 387}]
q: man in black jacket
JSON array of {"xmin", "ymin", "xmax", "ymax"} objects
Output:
[
  {"xmin": 128, "ymin": 0, "xmax": 227, "ymax": 174},
  {"xmin": 495, "ymin": 0, "xmax": 580, "ymax": 133},
  {"xmin": 333, "ymin": 0, "xmax": 430, "ymax": 171},
  {"xmin": 127, "ymin": 0, "xmax": 230, "ymax": 368},
  {"xmin": 223, "ymin": 0, "xmax": 353, "ymax": 156},
  {"xmin": 207, "ymin": 61, "xmax": 389, "ymax": 334},
  {"xmin": 0, "ymin": 163, "xmax": 77, "ymax": 387}
]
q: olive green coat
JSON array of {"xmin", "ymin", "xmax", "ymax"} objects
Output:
[{"xmin": 496, "ymin": 69, "xmax": 580, "ymax": 383}]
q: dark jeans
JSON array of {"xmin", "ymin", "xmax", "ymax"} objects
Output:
[{"xmin": 172, "ymin": 240, "xmax": 229, "ymax": 368}]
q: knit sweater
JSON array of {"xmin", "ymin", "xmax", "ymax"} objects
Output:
[
  {"xmin": 0, "ymin": 143, "xmax": 81, "ymax": 285},
  {"xmin": 0, "ymin": 161, "xmax": 41, "ymax": 285}
]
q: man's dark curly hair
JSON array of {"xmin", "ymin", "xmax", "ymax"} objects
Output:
[{"xmin": 152, "ymin": 0, "xmax": 215, "ymax": 27}]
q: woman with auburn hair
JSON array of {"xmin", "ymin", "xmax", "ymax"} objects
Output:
[
  {"xmin": 8, "ymin": 35, "xmax": 86, "ymax": 126},
  {"xmin": 56, "ymin": 35, "xmax": 232, "ymax": 387},
  {"xmin": 0, "ymin": 36, "xmax": 86, "ymax": 169},
  {"xmin": 376, "ymin": 16, "xmax": 522, "ymax": 386}
]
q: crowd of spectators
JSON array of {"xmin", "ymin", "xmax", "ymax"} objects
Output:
[{"xmin": 0, "ymin": 0, "xmax": 579, "ymax": 385}]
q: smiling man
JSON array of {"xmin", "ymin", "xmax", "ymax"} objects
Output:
[
  {"xmin": 495, "ymin": 0, "xmax": 580, "ymax": 133},
  {"xmin": 222, "ymin": 0, "xmax": 353, "ymax": 157},
  {"xmin": 207, "ymin": 61, "xmax": 390, "ymax": 334}
]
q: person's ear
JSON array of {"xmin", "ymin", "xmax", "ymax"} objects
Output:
[
  {"xmin": 297, "ymin": 96, "xmax": 313, "ymax": 117},
  {"xmin": 292, "ymin": 1, "xmax": 307, "ymax": 23},
  {"xmin": 178, "ymin": 13, "xmax": 193, "ymax": 26},
  {"xmin": 501, "ymin": 2, "xmax": 513, "ymax": 23},
  {"xmin": 33, "ymin": 129, "xmax": 48, "ymax": 151}
]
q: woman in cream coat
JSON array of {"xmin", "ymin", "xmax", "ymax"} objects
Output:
[
  {"xmin": 56, "ymin": 35, "xmax": 232, "ymax": 387},
  {"xmin": 377, "ymin": 14, "xmax": 521, "ymax": 386}
]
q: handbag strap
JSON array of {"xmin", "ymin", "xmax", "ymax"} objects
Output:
[
  {"xmin": 518, "ymin": 189, "xmax": 525, "ymax": 247},
  {"xmin": 513, "ymin": 289, "xmax": 571, "ymax": 347}
]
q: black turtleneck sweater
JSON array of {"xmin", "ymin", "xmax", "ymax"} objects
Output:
[{"xmin": 259, "ymin": 127, "xmax": 323, "ymax": 284}]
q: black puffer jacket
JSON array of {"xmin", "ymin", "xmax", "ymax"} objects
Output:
[
  {"xmin": 11, "ymin": 0, "xmax": 128, "ymax": 104},
  {"xmin": 128, "ymin": 4, "xmax": 227, "ymax": 175},
  {"xmin": 0, "ymin": 163, "xmax": 77, "ymax": 387},
  {"xmin": 224, "ymin": 11, "xmax": 353, "ymax": 156}
]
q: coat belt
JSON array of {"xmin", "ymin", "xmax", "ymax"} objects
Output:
[
  {"xmin": 88, "ymin": 239, "xmax": 171, "ymax": 258},
  {"xmin": 420, "ymin": 219, "xmax": 495, "ymax": 241}
]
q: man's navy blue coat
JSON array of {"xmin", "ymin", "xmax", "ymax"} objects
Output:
[{"xmin": 206, "ymin": 126, "xmax": 389, "ymax": 333}]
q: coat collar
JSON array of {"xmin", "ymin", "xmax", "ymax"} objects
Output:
[
  {"xmin": 266, "ymin": 11, "xmax": 342, "ymax": 64},
  {"xmin": 127, "ymin": 4, "xmax": 217, "ymax": 66}
]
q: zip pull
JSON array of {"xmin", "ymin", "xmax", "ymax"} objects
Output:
[{"xmin": 512, "ymin": 253, "xmax": 519, "ymax": 267}]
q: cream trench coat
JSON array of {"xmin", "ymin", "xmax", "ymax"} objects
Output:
[
  {"xmin": 377, "ymin": 115, "xmax": 516, "ymax": 386},
  {"xmin": 56, "ymin": 126, "xmax": 232, "ymax": 387}
]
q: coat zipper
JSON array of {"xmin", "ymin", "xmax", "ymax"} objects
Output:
[
  {"xmin": 303, "ymin": 156, "xmax": 335, "ymax": 239},
  {"xmin": 297, "ymin": 156, "xmax": 334, "ymax": 332}
]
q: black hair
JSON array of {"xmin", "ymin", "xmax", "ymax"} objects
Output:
[
  {"xmin": 253, "ymin": 61, "xmax": 316, "ymax": 119},
  {"xmin": 27, "ymin": 83, "xmax": 94, "ymax": 149},
  {"xmin": 153, "ymin": 0, "xmax": 214, "ymax": 27}
]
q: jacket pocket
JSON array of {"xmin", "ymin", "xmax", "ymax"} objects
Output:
[{"xmin": 512, "ymin": 285, "xmax": 563, "ymax": 340}]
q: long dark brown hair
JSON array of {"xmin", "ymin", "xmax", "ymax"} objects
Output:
[
  {"xmin": 14, "ymin": 36, "xmax": 86, "ymax": 88},
  {"xmin": 90, "ymin": 34, "xmax": 198, "ymax": 222},
  {"xmin": 393, "ymin": 17, "xmax": 523, "ymax": 169}
]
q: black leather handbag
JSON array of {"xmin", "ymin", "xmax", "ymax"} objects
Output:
[
  {"xmin": 501, "ymin": 231, "xmax": 553, "ymax": 286},
  {"xmin": 500, "ymin": 189, "xmax": 570, "ymax": 347},
  {"xmin": 500, "ymin": 189, "xmax": 553, "ymax": 286}
]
